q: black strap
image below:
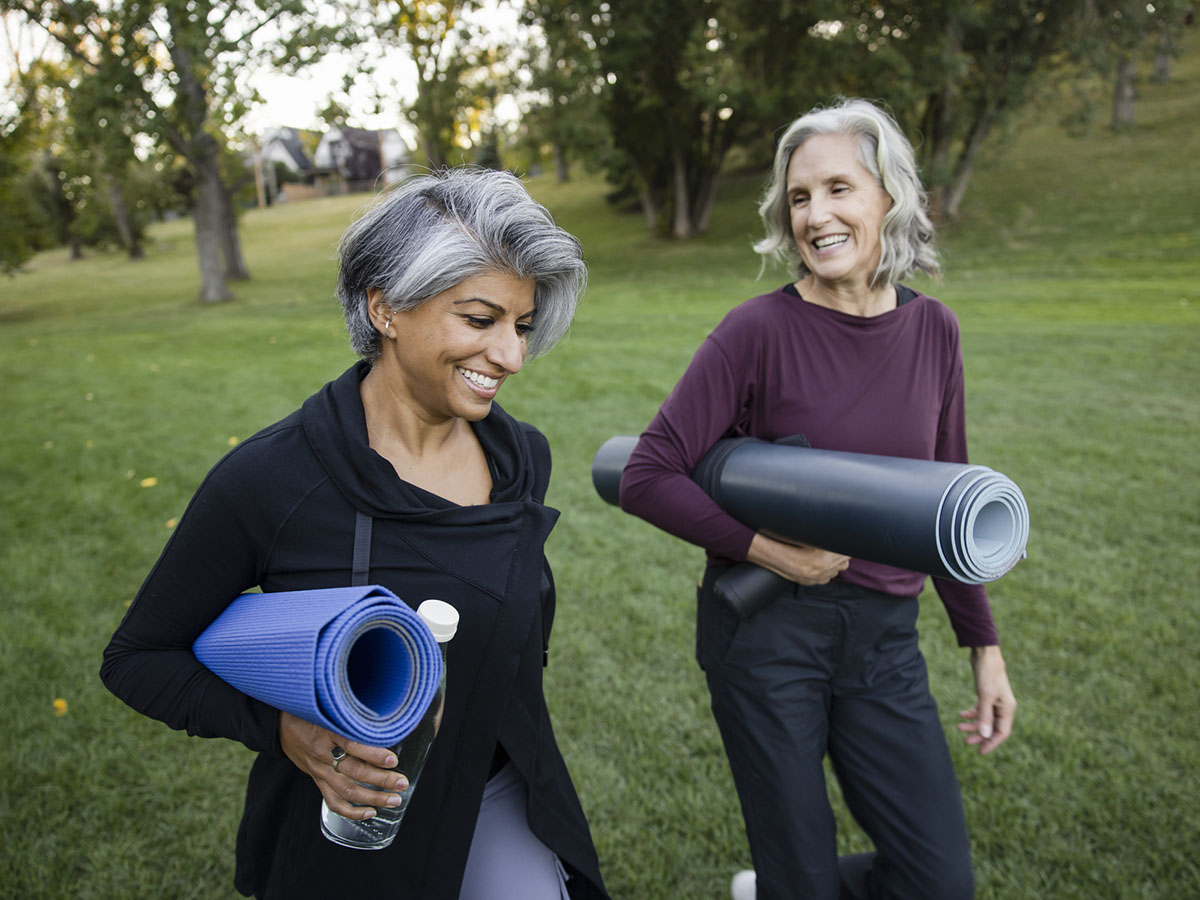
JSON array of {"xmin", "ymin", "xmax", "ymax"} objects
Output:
[{"xmin": 351, "ymin": 511, "xmax": 373, "ymax": 587}]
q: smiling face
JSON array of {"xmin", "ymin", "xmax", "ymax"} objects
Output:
[
  {"xmin": 786, "ymin": 132, "xmax": 893, "ymax": 294},
  {"xmin": 373, "ymin": 270, "xmax": 536, "ymax": 423}
]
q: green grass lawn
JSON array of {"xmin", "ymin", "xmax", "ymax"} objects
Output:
[{"xmin": 3, "ymin": 46, "xmax": 1199, "ymax": 899}]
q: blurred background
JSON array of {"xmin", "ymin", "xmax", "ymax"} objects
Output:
[{"xmin": 2, "ymin": 2, "xmax": 1197, "ymax": 898}]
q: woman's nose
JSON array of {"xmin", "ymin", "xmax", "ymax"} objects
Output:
[
  {"xmin": 808, "ymin": 193, "xmax": 832, "ymax": 226},
  {"xmin": 488, "ymin": 328, "xmax": 526, "ymax": 374}
]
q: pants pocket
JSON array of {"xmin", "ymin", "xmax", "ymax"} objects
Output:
[{"xmin": 696, "ymin": 567, "xmax": 741, "ymax": 672}]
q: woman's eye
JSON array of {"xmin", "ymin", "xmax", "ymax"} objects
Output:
[
  {"xmin": 465, "ymin": 315, "xmax": 493, "ymax": 328},
  {"xmin": 791, "ymin": 195, "xmax": 808, "ymax": 207},
  {"xmin": 516, "ymin": 321, "xmax": 535, "ymax": 337}
]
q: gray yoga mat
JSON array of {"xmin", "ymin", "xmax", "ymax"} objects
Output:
[{"xmin": 593, "ymin": 435, "xmax": 1029, "ymax": 617}]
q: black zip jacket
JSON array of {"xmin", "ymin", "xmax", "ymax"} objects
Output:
[{"xmin": 101, "ymin": 361, "xmax": 608, "ymax": 899}]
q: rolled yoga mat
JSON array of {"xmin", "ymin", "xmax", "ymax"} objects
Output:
[
  {"xmin": 194, "ymin": 585, "xmax": 444, "ymax": 746},
  {"xmin": 593, "ymin": 435, "xmax": 1029, "ymax": 616}
]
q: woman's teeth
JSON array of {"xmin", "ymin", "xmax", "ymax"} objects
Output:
[
  {"xmin": 814, "ymin": 235, "xmax": 848, "ymax": 249},
  {"xmin": 459, "ymin": 367, "xmax": 499, "ymax": 388}
]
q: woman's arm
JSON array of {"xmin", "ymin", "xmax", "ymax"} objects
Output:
[
  {"xmin": 933, "ymin": 311, "xmax": 1015, "ymax": 749},
  {"xmin": 746, "ymin": 534, "xmax": 849, "ymax": 585},
  {"xmin": 100, "ymin": 470, "xmax": 281, "ymax": 754},
  {"xmin": 958, "ymin": 646, "xmax": 1017, "ymax": 754},
  {"xmin": 619, "ymin": 335, "xmax": 760, "ymax": 561}
]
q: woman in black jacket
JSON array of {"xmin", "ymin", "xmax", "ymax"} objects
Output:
[{"xmin": 101, "ymin": 168, "xmax": 608, "ymax": 900}]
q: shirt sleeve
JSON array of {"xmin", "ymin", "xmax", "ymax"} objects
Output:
[
  {"xmin": 100, "ymin": 462, "xmax": 284, "ymax": 755},
  {"xmin": 931, "ymin": 320, "xmax": 1001, "ymax": 647},
  {"xmin": 619, "ymin": 331, "xmax": 758, "ymax": 562}
]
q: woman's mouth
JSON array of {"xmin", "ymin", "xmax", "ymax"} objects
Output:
[
  {"xmin": 813, "ymin": 234, "xmax": 848, "ymax": 251},
  {"xmin": 458, "ymin": 366, "xmax": 500, "ymax": 395}
]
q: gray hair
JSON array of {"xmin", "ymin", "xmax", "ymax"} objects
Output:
[
  {"xmin": 337, "ymin": 167, "xmax": 586, "ymax": 360},
  {"xmin": 754, "ymin": 98, "xmax": 939, "ymax": 286}
]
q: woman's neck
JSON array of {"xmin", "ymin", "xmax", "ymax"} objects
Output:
[
  {"xmin": 360, "ymin": 363, "xmax": 460, "ymax": 458},
  {"xmin": 795, "ymin": 275, "xmax": 896, "ymax": 318},
  {"xmin": 360, "ymin": 365, "xmax": 492, "ymax": 505}
]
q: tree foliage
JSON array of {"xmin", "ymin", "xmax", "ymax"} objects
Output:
[
  {"xmin": 562, "ymin": 0, "xmax": 1105, "ymax": 232},
  {"xmin": 516, "ymin": 0, "xmax": 609, "ymax": 181},
  {"xmin": 354, "ymin": 0, "xmax": 497, "ymax": 169},
  {"xmin": 4, "ymin": 0, "xmax": 341, "ymax": 299},
  {"xmin": 4, "ymin": 0, "xmax": 1184, "ymax": 267},
  {"xmin": 1072, "ymin": 0, "xmax": 1193, "ymax": 129}
]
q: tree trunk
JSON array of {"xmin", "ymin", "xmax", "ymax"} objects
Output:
[
  {"xmin": 254, "ymin": 151, "xmax": 267, "ymax": 208},
  {"xmin": 165, "ymin": 8, "xmax": 233, "ymax": 301},
  {"xmin": 942, "ymin": 104, "xmax": 995, "ymax": 222},
  {"xmin": 670, "ymin": 146, "xmax": 693, "ymax": 239},
  {"xmin": 1151, "ymin": 28, "xmax": 1171, "ymax": 83},
  {"xmin": 218, "ymin": 182, "xmax": 249, "ymax": 280},
  {"xmin": 1112, "ymin": 52, "xmax": 1137, "ymax": 130},
  {"xmin": 636, "ymin": 182, "xmax": 658, "ymax": 231},
  {"xmin": 553, "ymin": 143, "xmax": 569, "ymax": 183},
  {"xmin": 688, "ymin": 113, "xmax": 738, "ymax": 236},
  {"xmin": 923, "ymin": 19, "xmax": 962, "ymax": 223},
  {"xmin": 691, "ymin": 171, "xmax": 720, "ymax": 236},
  {"xmin": 68, "ymin": 236, "xmax": 84, "ymax": 261},
  {"xmin": 421, "ymin": 131, "xmax": 445, "ymax": 170},
  {"xmin": 193, "ymin": 160, "xmax": 234, "ymax": 303},
  {"xmin": 107, "ymin": 177, "xmax": 144, "ymax": 260}
]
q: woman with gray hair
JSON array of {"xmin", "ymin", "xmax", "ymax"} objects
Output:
[
  {"xmin": 102, "ymin": 167, "xmax": 609, "ymax": 900},
  {"xmin": 619, "ymin": 99, "xmax": 1017, "ymax": 899}
]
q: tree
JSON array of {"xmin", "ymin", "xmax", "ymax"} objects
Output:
[
  {"xmin": 583, "ymin": 0, "xmax": 908, "ymax": 237},
  {"xmin": 0, "ymin": 113, "xmax": 54, "ymax": 273},
  {"xmin": 517, "ymin": 0, "xmax": 608, "ymax": 182},
  {"xmin": 360, "ymin": 0, "xmax": 480, "ymax": 169},
  {"xmin": 588, "ymin": 0, "xmax": 737, "ymax": 238},
  {"xmin": 1, "ymin": 14, "xmax": 72, "ymax": 269},
  {"xmin": 6, "ymin": 0, "xmax": 340, "ymax": 301},
  {"xmin": 836, "ymin": 1, "xmax": 1087, "ymax": 222},
  {"xmin": 1076, "ymin": 0, "xmax": 1192, "ymax": 129}
]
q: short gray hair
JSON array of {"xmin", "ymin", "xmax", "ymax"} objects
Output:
[
  {"xmin": 337, "ymin": 167, "xmax": 586, "ymax": 360},
  {"xmin": 754, "ymin": 98, "xmax": 939, "ymax": 286}
]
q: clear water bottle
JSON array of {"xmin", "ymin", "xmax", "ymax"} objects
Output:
[{"xmin": 320, "ymin": 599, "xmax": 458, "ymax": 849}]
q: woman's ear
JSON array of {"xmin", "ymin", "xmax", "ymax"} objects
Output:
[{"xmin": 367, "ymin": 288, "xmax": 390, "ymax": 334}]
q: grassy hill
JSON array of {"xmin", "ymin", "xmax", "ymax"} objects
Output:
[{"xmin": 1, "ymin": 38, "xmax": 1197, "ymax": 899}]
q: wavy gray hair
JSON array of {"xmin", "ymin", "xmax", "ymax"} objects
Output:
[
  {"xmin": 337, "ymin": 167, "xmax": 586, "ymax": 361},
  {"xmin": 754, "ymin": 98, "xmax": 939, "ymax": 286}
]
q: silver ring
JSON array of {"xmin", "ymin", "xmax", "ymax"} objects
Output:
[{"xmin": 331, "ymin": 745, "xmax": 347, "ymax": 773}]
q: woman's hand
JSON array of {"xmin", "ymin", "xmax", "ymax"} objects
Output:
[
  {"xmin": 747, "ymin": 533, "xmax": 850, "ymax": 586},
  {"xmin": 278, "ymin": 711, "xmax": 409, "ymax": 819},
  {"xmin": 958, "ymin": 646, "xmax": 1017, "ymax": 755}
]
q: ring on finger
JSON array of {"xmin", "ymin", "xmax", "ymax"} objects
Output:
[{"xmin": 331, "ymin": 745, "xmax": 347, "ymax": 773}]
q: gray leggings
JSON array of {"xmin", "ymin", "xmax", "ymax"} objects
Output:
[{"xmin": 458, "ymin": 762, "xmax": 570, "ymax": 900}]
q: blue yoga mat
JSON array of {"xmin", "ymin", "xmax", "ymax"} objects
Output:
[{"xmin": 193, "ymin": 585, "xmax": 443, "ymax": 747}]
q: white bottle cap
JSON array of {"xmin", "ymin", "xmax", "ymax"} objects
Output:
[{"xmin": 417, "ymin": 599, "xmax": 459, "ymax": 642}]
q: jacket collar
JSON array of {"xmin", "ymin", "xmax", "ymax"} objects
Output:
[{"xmin": 299, "ymin": 361, "xmax": 536, "ymax": 518}]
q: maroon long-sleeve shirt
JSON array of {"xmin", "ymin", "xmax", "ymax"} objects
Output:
[{"xmin": 619, "ymin": 284, "xmax": 998, "ymax": 647}]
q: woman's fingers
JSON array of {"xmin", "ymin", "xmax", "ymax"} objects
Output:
[
  {"xmin": 336, "ymin": 737, "xmax": 398, "ymax": 770},
  {"xmin": 328, "ymin": 752, "xmax": 409, "ymax": 794},
  {"xmin": 278, "ymin": 712, "xmax": 409, "ymax": 815},
  {"xmin": 959, "ymin": 647, "xmax": 1017, "ymax": 755},
  {"xmin": 323, "ymin": 774, "xmax": 404, "ymax": 818},
  {"xmin": 747, "ymin": 534, "xmax": 851, "ymax": 585}
]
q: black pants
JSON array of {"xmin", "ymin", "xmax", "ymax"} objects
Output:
[{"xmin": 698, "ymin": 573, "xmax": 974, "ymax": 900}]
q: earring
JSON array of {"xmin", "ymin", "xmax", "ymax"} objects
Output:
[{"xmin": 383, "ymin": 313, "xmax": 394, "ymax": 339}]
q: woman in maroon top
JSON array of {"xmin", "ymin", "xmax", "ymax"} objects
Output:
[{"xmin": 619, "ymin": 99, "xmax": 1017, "ymax": 900}]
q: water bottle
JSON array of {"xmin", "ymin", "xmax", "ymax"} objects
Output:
[{"xmin": 320, "ymin": 599, "xmax": 458, "ymax": 849}]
